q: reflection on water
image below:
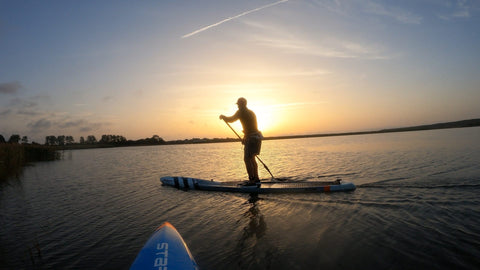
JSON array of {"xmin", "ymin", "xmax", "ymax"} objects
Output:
[
  {"xmin": 1, "ymin": 128, "xmax": 480, "ymax": 269},
  {"xmin": 241, "ymin": 194, "xmax": 267, "ymax": 240},
  {"xmin": 235, "ymin": 194, "xmax": 268, "ymax": 269}
]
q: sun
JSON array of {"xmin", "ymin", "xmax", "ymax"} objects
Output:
[
  {"xmin": 250, "ymin": 105, "xmax": 279, "ymax": 135},
  {"xmin": 220, "ymin": 98, "xmax": 286, "ymax": 137}
]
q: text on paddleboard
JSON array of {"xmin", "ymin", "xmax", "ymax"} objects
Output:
[{"xmin": 154, "ymin": 242, "xmax": 168, "ymax": 270}]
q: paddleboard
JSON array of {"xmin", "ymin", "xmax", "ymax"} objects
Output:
[
  {"xmin": 160, "ymin": 176, "xmax": 356, "ymax": 193},
  {"xmin": 130, "ymin": 222, "xmax": 199, "ymax": 270}
]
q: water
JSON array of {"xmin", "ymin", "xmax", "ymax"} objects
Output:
[{"xmin": 1, "ymin": 127, "xmax": 480, "ymax": 269}]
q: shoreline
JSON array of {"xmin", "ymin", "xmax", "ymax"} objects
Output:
[
  {"xmin": 56, "ymin": 118, "xmax": 479, "ymax": 149},
  {"xmin": 263, "ymin": 118, "xmax": 480, "ymax": 141},
  {"xmin": 2, "ymin": 118, "xmax": 478, "ymax": 180}
]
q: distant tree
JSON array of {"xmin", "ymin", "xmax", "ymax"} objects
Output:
[
  {"xmin": 21, "ymin": 136, "xmax": 28, "ymax": 144},
  {"xmin": 100, "ymin": 134, "xmax": 127, "ymax": 145},
  {"xmin": 45, "ymin": 136, "xmax": 57, "ymax": 146},
  {"xmin": 118, "ymin": 136, "xmax": 126, "ymax": 144},
  {"xmin": 79, "ymin": 136, "xmax": 85, "ymax": 144},
  {"xmin": 100, "ymin": 134, "xmax": 109, "ymax": 144},
  {"xmin": 100, "ymin": 134, "xmax": 114, "ymax": 144},
  {"xmin": 66, "ymin": 136, "xmax": 75, "ymax": 145},
  {"xmin": 86, "ymin": 135, "xmax": 97, "ymax": 144},
  {"xmin": 8, "ymin": 134, "xmax": 20, "ymax": 144},
  {"xmin": 151, "ymin": 135, "xmax": 165, "ymax": 144},
  {"xmin": 57, "ymin": 135, "xmax": 66, "ymax": 146},
  {"xmin": 0, "ymin": 134, "xmax": 5, "ymax": 143}
]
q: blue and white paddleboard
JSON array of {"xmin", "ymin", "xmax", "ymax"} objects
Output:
[
  {"xmin": 160, "ymin": 176, "xmax": 356, "ymax": 193},
  {"xmin": 130, "ymin": 222, "xmax": 198, "ymax": 270}
]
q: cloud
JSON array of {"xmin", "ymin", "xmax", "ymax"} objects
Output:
[
  {"xmin": 58, "ymin": 119, "xmax": 88, "ymax": 129},
  {"xmin": 438, "ymin": 0, "xmax": 472, "ymax": 20},
  {"xmin": 269, "ymin": 102, "xmax": 328, "ymax": 109},
  {"xmin": 9, "ymin": 95, "xmax": 50, "ymax": 108},
  {"xmin": 311, "ymin": 0, "xmax": 422, "ymax": 24},
  {"xmin": 102, "ymin": 96, "xmax": 114, "ymax": 102},
  {"xmin": 182, "ymin": 0, "xmax": 289, "ymax": 38},
  {"xmin": 10, "ymin": 97, "xmax": 38, "ymax": 108},
  {"xmin": 1, "ymin": 90, "xmax": 112, "ymax": 139},
  {"xmin": 0, "ymin": 81, "xmax": 22, "ymax": 94},
  {"xmin": 362, "ymin": 0, "xmax": 422, "ymax": 24},
  {"xmin": 254, "ymin": 34, "xmax": 390, "ymax": 59},
  {"xmin": 28, "ymin": 118, "xmax": 52, "ymax": 130},
  {"xmin": 0, "ymin": 109, "xmax": 12, "ymax": 116},
  {"xmin": 310, "ymin": 0, "xmax": 350, "ymax": 16},
  {"xmin": 242, "ymin": 19, "xmax": 391, "ymax": 60},
  {"xmin": 78, "ymin": 122, "xmax": 109, "ymax": 133},
  {"xmin": 25, "ymin": 116, "xmax": 111, "ymax": 135},
  {"xmin": 277, "ymin": 69, "xmax": 331, "ymax": 77},
  {"xmin": 17, "ymin": 109, "xmax": 39, "ymax": 116},
  {"xmin": 79, "ymin": 126, "xmax": 93, "ymax": 132},
  {"xmin": 54, "ymin": 117, "xmax": 111, "ymax": 133}
]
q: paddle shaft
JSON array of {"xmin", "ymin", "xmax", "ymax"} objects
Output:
[{"xmin": 223, "ymin": 120, "xmax": 275, "ymax": 180}]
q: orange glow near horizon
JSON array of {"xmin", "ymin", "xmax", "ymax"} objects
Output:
[{"xmin": 2, "ymin": 2, "xmax": 480, "ymax": 143}]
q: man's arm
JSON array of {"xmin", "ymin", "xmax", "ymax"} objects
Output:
[{"xmin": 219, "ymin": 111, "xmax": 239, "ymax": 123}]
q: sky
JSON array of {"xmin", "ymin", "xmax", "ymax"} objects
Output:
[{"xmin": 1, "ymin": 0, "xmax": 479, "ymax": 142}]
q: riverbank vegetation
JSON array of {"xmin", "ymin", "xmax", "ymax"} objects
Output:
[
  {"xmin": 43, "ymin": 134, "xmax": 167, "ymax": 148},
  {"xmin": 0, "ymin": 143, "xmax": 60, "ymax": 181}
]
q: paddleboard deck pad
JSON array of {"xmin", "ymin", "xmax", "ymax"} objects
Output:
[
  {"xmin": 160, "ymin": 176, "xmax": 356, "ymax": 193},
  {"xmin": 130, "ymin": 222, "xmax": 199, "ymax": 270}
]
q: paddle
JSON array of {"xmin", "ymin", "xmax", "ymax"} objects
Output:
[{"xmin": 222, "ymin": 120, "xmax": 277, "ymax": 180}]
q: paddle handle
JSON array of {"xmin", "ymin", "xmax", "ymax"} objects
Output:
[{"xmin": 224, "ymin": 120, "xmax": 242, "ymax": 141}]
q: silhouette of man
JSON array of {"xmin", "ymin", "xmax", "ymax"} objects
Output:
[{"xmin": 220, "ymin": 98, "xmax": 263, "ymax": 185}]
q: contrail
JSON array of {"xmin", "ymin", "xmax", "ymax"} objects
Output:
[{"xmin": 182, "ymin": 0, "xmax": 288, "ymax": 38}]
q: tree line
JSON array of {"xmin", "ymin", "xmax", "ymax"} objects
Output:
[
  {"xmin": 0, "ymin": 134, "xmax": 30, "ymax": 144},
  {"xmin": 0, "ymin": 134, "xmax": 165, "ymax": 146}
]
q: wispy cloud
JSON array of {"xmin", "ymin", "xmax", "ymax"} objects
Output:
[
  {"xmin": 17, "ymin": 109, "xmax": 38, "ymax": 116},
  {"xmin": 269, "ymin": 102, "xmax": 327, "ymax": 109},
  {"xmin": 242, "ymin": 19, "xmax": 392, "ymax": 59},
  {"xmin": 58, "ymin": 119, "xmax": 88, "ymax": 129},
  {"xmin": 9, "ymin": 95, "xmax": 51, "ymax": 110},
  {"xmin": 102, "ymin": 95, "xmax": 114, "ymax": 103},
  {"xmin": 362, "ymin": 0, "xmax": 422, "ymax": 24},
  {"xmin": 311, "ymin": 0, "xmax": 422, "ymax": 24},
  {"xmin": 2, "ymin": 92, "xmax": 111, "ymax": 138},
  {"xmin": 26, "ymin": 116, "xmax": 111, "ymax": 135},
  {"xmin": 280, "ymin": 69, "xmax": 331, "ymax": 77},
  {"xmin": 27, "ymin": 118, "xmax": 52, "ymax": 131},
  {"xmin": 182, "ymin": 0, "xmax": 289, "ymax": 38},
  {"xmin": 170, "ymin": 64, "xmax": 331, "ymax": 79},
  {"xmin": 0, "ymin": 81, "xmax": 22, "ymax": 94},
  {"xmin": 254, "ymin": 34, "xmax": 391, "ymax": 59},
  {"xmin": 438, "ymin": 0, "xmax": 472, "ymax": 20},
  {"xmin": 0, "ymin": 109, "xmax": 12, "ymax": 116}
]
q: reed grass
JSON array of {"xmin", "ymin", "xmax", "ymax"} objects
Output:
[{"xmin": 0, "ymin": 144, "xmax": 60, "ymax": 181}]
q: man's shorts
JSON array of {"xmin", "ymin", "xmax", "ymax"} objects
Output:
[{"xmin": 244, "ymin": 133, "xmax": 262, "ymax": 158}]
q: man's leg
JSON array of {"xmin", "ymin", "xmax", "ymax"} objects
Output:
[
  {"xmin": 244, "ymin": 136, "xmax": 261, "ymax": 183},
  {"xmin": 252, "ymin": 156, "xmax": 259, "ymax": 181},
  {"xmin": 245, "ymin": 156, "xmax": 259, "ymax": 182},
  {"xmin": 245, "ymin": 156, "xmax": 253, "ymax": 181}
]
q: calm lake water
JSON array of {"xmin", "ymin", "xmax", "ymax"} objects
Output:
[{"xmin": 1, "ymin": 127, "xmax": 480, "ymax": 269}]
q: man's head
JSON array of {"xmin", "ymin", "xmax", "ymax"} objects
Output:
[{"xmin": 236, "ymin": 97, "xmax": 247, "ymax": 108}]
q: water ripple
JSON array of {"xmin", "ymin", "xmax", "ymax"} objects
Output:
[{"xmin": 1, "ymin": 128, "xmax": 480, "ymax": 269}]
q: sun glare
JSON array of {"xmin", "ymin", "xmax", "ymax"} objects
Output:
[{"xmin": 250, "ymin": 104, "xmax": 281, "ymax": 136}]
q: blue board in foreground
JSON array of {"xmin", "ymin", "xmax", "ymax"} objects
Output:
[
  {"xmin": 160, "ymin": 176, "xmax": 356, "ymax": 193},
  {"xmin": 130, "ymin": 222, "xmax": 199, "ymax": 270}
]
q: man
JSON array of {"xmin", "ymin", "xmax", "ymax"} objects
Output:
[{"xmin": 220, "ymin": 97, "xmax": 263, "ymax": 185}]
